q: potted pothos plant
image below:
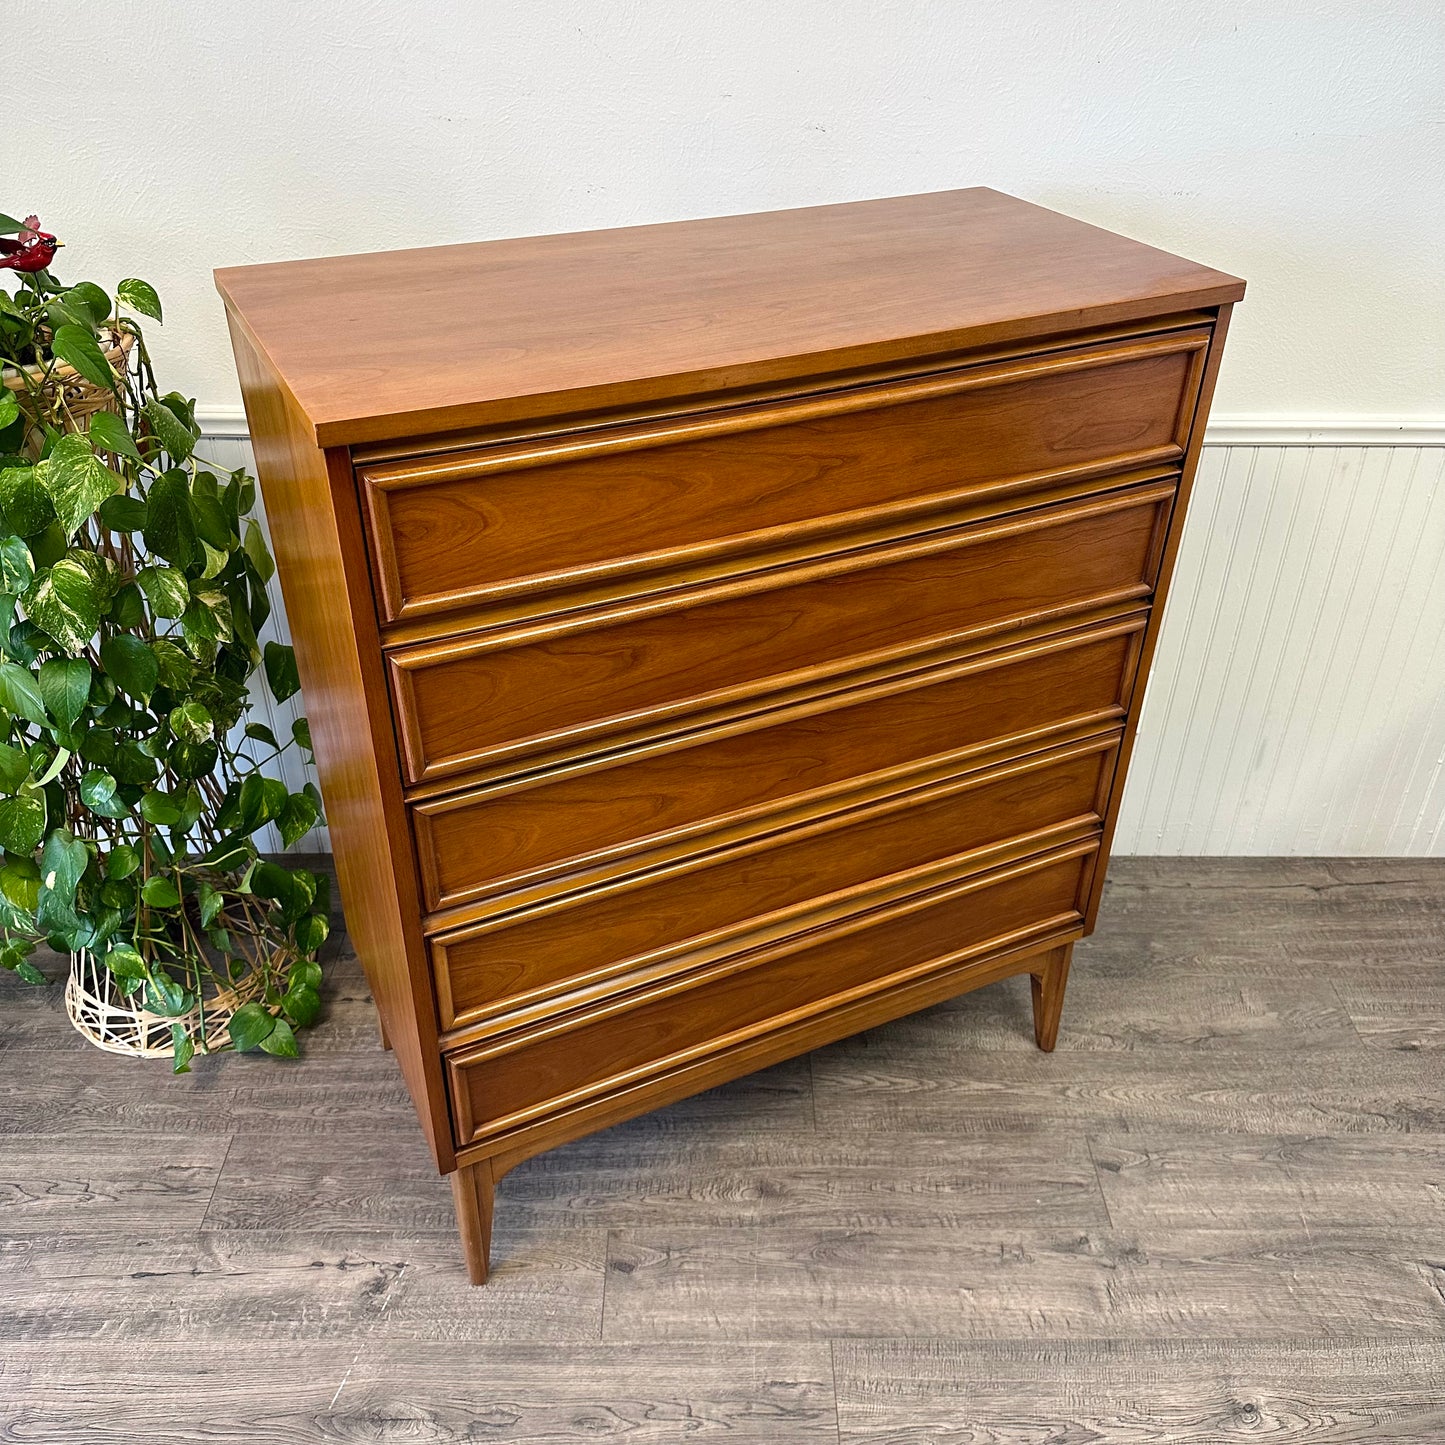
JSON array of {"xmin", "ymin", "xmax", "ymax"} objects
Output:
[{"xmin": 0, "ymin": 212, "xmax": 329, "ymax": 1070}]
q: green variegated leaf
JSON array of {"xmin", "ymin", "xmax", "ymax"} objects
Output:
[
  {"xmin": 142, "ymin": 396, "xmax": 192, "ymax": 462},
  {"xmin": 117, "ymin": 278, "xmax": 162, "ymax": 322},
  {"xmin": 0, "ymin": 859, "xmax": 40, "ymax": 911},
  {"xmin": 141, "ymin": 469, "xmax": 197, "ymax": 568},
  {"xmin": 0, "ymin": 535, "xmax": 32, "ymax": 593},
  {"xmin": 0, "ymin": 740, "xmax": 29, "ymax": 789},
  {"xmin": 169, "ymin": 700, "xmax": 212, "ymax": 742},
  {"xmin": 258, "ymin": 1016, "xmax": 298, "ymax": 1057},
  {"xmin": 150, "ymin": 638, "xmax": 194, "ymax": 691},
  {"xmin": 88, "ymin": 411, "xmax": 141, "ymax": 463},
  {"xmin": 227, "ymin": 1001, "xmax": 274, "ymax": 1053},
  {"xmin": 24, "ymin": 555, "xmax": 106, "ymax": 651},
  {"xmin": 0, "ymin": 795, "xmax": 45, "ymax": 853},
  {"xmin": 104, "ymin": 943, "xmax": 147, "ymax": 980},
  {"xmin": 79, "ymin": 768, "xmax": 128, "ymax": 818},
  {"xmin": 0, "ymin": 467, "xmax": 56, "ymax": 538},
  {"xmin": 140, "ymin": 875, "xmax": 180, "ymax": 908},
  {"xmin": 66, "ymin": 282, "xmax": 113, "ymax": 327},
  {"xmin": 139, "ymin": 790, "xmax": 181, "ymax": 826},
  {"xmin": 242, "ymin": 519, "xmax": 274, "ymax": 584},
  {"xmin": 38, "ymin": 828, "xmax": 88, "ymax": 907},
  {"xmin": 278, "ymin": 790, "xmax": 319, "ymax": 849},
  {"xmin": 134, "ymin": 564, "xmax": 188, "ymax": 619},
  {"xmin": 98, "ymin": 493, "xmax": 146, "ymax": 531},
  {"xmin": 0, "ymin": 660, "xmax": 48, "ymax": 725},
  {"xmin": 263, "ymin": 641, "xmax": 299, "ymax": 703},
  {"xmin": 35, "ymin": 434, "xmax": 117, "ymax": 538}
]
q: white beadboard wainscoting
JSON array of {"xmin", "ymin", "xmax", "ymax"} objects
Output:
[{"xmin": 201, "ymin": 427, "xmax": 1445, "ymax": 858}]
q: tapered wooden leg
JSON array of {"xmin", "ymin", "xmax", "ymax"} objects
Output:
[
  {"xmin": 377, "ymin": 1011, "xmax": 392, "ymax": 1051},
  {"xmin": 450, "ymin": 1156, "xmax": 497, "ymax": 1285},
  {"xmin": 1029, "ymin": 943, "xmax": 1074, "ymax": 1052}
]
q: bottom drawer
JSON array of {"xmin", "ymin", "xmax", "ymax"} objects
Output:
[{"xmin": 447, "ymin": 840, "xmax": 1096, "ymax": 1145}]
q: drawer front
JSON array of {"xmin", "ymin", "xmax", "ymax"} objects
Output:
[
  {"xmin": 432, "ymin": 734, "xmax": 1118, "ymax": 1031},
  {"xmin": 361, "ymin": 330, "xmax": 1206, "ymax": 623},
  {"xmin": 413, "ymin": 616, "xmax": 1145, "ymax": 916},
  {"xmin": 446, "ymin": 841, "xmax": 1097, "ymax": 1144},
  {"xmin": 390, "ymin": 481, "xmax": 1173, "ymax": 786}
]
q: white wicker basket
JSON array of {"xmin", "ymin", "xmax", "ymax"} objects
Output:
[{"xmin": 64, "ymin": 947, "xmax": 265, "ymax": 1058}]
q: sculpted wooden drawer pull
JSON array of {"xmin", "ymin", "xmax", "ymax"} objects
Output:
[
  {"xmin": 410, "ymin": 614, "xmax": 1147, "ymax": 918},
  {"xmin": 431, "ymin": 732, "xmax": 1122, "ymax": 1033},
  {"xmin": 445, "ymin": 839, "xmax": 1101, "ymax": 1146},
  {"xmin": 360, "ymin": 329, "xmax": 1208, "ymax": 625},
  {"xmin": 387, "ymin": 480, "xmax": 1175, "ymax": 787},
  {"xmin": 218, "ymin": 187, "xmax": 1242, "ymax": 1282}
]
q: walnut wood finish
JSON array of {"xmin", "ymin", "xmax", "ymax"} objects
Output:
[
  {"xmin": 223, "ymin": 318, "xmax": 453, "ymax": 1172},
  {"xmin": 431, "ymin": 734, "xmax": 1118, "ymax": 1034},
  {"xmin": 214, "ymin": 187, "xmax": 1240, "ymax": 447},
  {"xmin": 388, "ymin": 481, "xmax": 1174, "ymax": 786},
  {"xmin": 219, "ymin": 189, "xmax": 1241, "ymax": 1284},
  {"xmin": 412, "ymin": 616, "xmax": 1145, "ymax": 918},
  {"xmin": 448, "ymin": 840, "xmax": 1099, "ymax": 1147},
  {"xmin": 359, "ymin": 329, "xmax": 1205, "ymax": 624}
]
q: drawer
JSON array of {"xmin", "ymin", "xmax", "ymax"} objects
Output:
[
  {"xmin": 413, "ymin": 615, "xmax": 1145, "ymax": 917},
  {"xmin": 446, "ymin": 839, "xmax": 1098, "ymax": 1144},
  {"xmin": 432, "ymin": 733, "xmax": 1118, "ymax": 1031},
  {"xmin": 389, "ymin": 480, "xmax": 1174, "ymax": 786},
  {"xmin": 360, "ymin": 329, "xmax": 1207, "ymax": 624}
]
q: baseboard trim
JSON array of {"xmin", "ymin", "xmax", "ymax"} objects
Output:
[
  {"xmin": 194, "ymin": 406, "xmax": 1445, "ymax": 449},
  {"xmin": 1202, "ymin": 415, "xmax": 1445, "ymax": 447}
]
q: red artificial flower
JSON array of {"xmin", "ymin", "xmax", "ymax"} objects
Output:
[{"xmin": 0, "ymin": 216, "xmax": 61, "ymax": 273}]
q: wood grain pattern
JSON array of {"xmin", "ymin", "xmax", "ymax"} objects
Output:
[
  {"xmin": 1, "ymin": 856, "xmax": 1442, "ymax": 1436},
  {"xmin": 0, "ymin": 1229, "xmax": 607, "ymax": 1342},
  {"xmin": 389, "ymin": 482, "xmax": 1173, "ymax": 785},
  {"xmin": 412, "ymin": 616, "xmax": 1144, "ymax": 917},
  {"xmin": 600, "ymin": 1224, "xmax": 1444, "ymax": 1340},
  {"xmin": 360, "ymin": 330, "xmax": 1204, "ymax": 621},
  {"xmin": 431, "ymin": 736, "xmax": 1116, "ymax": 1030},
  {"xmin": 832, "ymin": 1339, "xmax": 1445, "ymax": 1444},
  {"xmin": 214, "ymin": 187, "xmax": 1242, "ymax": 447},
  {"xmin": 0, "ymin": 1343, "xmax": 840, "ymax": 1444},
  {"xmin": 1091, "ymin": 1132, "xmax": 1445, "ymax": 1230},
  {"xmin": 218, "ymin": 192, "xmax": 1242, "ymax": 1286},
  {"xmin": 448, "ymin": 842, "xmax": 1097, "ymax": 1145},
  {"xmin": 1082, "ymin": 303, "xmax": 1234, "ymax": 928},
  {"xmin": 226, "ymin": 321, "xmax": 454, "ymax": 1172},
  {"xmin": 0, "ymin": 1136, "xmax": 227, "ymax": 1236}
]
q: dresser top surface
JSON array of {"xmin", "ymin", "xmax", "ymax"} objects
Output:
[{"xmin": 216, "ymin": 187, "xmax": 1244, "ymax": 448}]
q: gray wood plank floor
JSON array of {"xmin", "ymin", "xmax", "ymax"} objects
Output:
[{"xmin": 1, "ymin": 856, "xmax": 1441, "ymax": 1441}]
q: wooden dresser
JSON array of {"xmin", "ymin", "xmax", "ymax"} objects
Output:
[{"xmin": 217, "ymin": 188, "xmax": 1243, "ymax": 1283}]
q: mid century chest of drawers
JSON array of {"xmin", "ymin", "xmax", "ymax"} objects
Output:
[{"xmin": 217, "ymin": 188, "xmax": 1243, "ymax": 1283}]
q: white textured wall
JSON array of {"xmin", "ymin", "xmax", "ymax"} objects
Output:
[{"xmin": 11, "ymin": 0, "xmax": 1445, "ymax": 423}]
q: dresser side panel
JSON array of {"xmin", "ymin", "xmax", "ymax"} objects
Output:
[
  {"xmin": 225, "ymin": 314, "xmax": 454, "ymax": 1170},
  {"xmin": 1084, "ymin": 303, "xmax": 1235, "ymax": 925}
]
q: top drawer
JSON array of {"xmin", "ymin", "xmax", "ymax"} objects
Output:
[{"xmin": 358, "ymin": 328, "xmax": 1209, "ymax": 625}]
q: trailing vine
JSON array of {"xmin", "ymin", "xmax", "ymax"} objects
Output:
[{"xmin": 0, "ymin": 213, "xmax": 329, "ymax": 1069}]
